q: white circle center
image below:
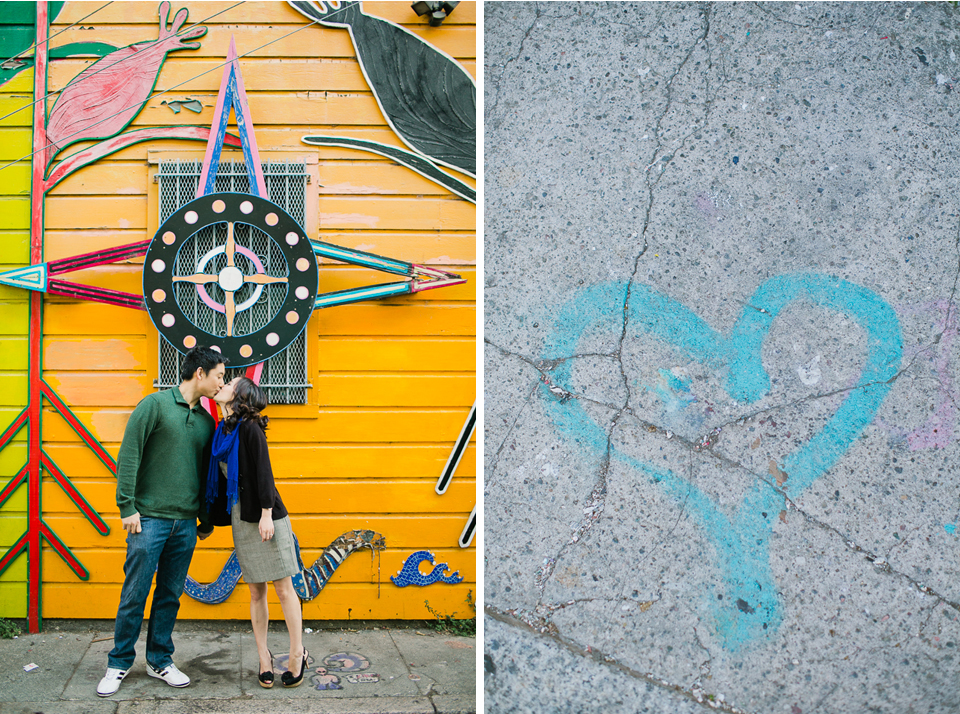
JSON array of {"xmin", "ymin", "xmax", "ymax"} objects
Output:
[{"xmin": 218, "ymin": 266, "xmax": 244, "ymax": 292}]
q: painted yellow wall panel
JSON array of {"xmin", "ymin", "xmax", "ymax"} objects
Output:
[
  {"xmin": 45, "ymin": 196, "xmax": 148, "ymax": 230},
  {"xmin": 317, "ymin": 338, "xmax": 475, "ymax": 371},
  {"xmin": 0, "ymin": 75, "xmax": 34, "ymax": 127},
  {"xmin": 43, "ymin": 337, "xmax": 148, "ymax": 371},
  {"xmin": 0, "ymin": 233, "xmax": 30, "ymax": 267},
  {"xmin": 314, "ymin": 375, "xmax": 475, "ymax": 407},
  {"xmin": 315, "ymin": 304, "xmax": 475, "ymax": 336},
  {"xmin": 0, "ymin": 584, "xmax": 27, "ymax": 618},
  {"xmin": 0, "ymin": 337, "xmax": 27, "ymax": 369},
  {"xmin": 314, "ymin": 160, "xmax": 475, "ymax": 197},
  {"xmin": 43, "ymin": 302, "xmax": 153, "ymax": 335},
  {"xmin": 0, "ymin": 303, "xmax": 29, "ymax": 334},
  {"xmin": 0, "ymin": 514, "xmax": 28, "ymax": 544},
  {"xmin": 0, "ymin": 374, "xmax": 28, "ymax": 406},
  {"xmin": 0, "ymin": 197, "xmax": 30, "ymax": 230},
  {"xmin": 318, "ymin": 197, "xmax": 475, "ymax": 231},
  {"xmin": 267, "ymin": 445, "xmax": 476, "ymax": 480},
  {"xmin": 0, "ymin": 164, "xmax": 31, "ymax": 195},
  {"xmin": 0, "ymin": 132, "xmax": 32, "ymax": 160},
  {"xmin": 44, "ymin": 373, "xmax": 156, "ymax": 408},
  {"xmin": 46, "ymin": 162, "xmax": 148, "ymax": 196},
  {"xmin": 42, "ymin": 230, "xmax": 149, "ymax": 261}
]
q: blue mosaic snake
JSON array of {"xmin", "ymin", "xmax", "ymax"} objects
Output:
[{"xmin": 184, "ymin": 529, "xmax": 386, "ymax": 603}]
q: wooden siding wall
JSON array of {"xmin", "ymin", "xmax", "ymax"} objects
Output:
[{"xmin": 0, "ymin": 1, "xmax": 476, "ymax": 621}]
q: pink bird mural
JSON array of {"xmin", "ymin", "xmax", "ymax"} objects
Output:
[{"xmin": 43, "ymin": 1, "xmax": 206, "ymax": 167}]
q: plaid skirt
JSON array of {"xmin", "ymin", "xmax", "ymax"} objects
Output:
[{"xmin": 231, "ymin": 503, "xmax": 300, "ymax": 584}]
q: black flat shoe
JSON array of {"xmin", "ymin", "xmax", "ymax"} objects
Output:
[
  {"xmin": 281, "ymin": 648, "xmax": 308, "ymax": 688},
  {"xmin": 258, "ymin": 649, "xmax": 274, "ymax": 688}
]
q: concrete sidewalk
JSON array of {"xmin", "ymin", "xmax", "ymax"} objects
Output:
[
  {"xmin": 485, "ymin": 2, "xmax": 960, "ymax": 713},
  {"xmin": 0, "ymin": 620, "xmax": 475, "ymax": 713}
]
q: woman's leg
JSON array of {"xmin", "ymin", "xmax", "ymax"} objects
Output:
[
  {"xmin": 273, "ymin": 576, "xmax": 303, "ymax": 662},
  {"xmin": 248, "ymin": 582, "xmax": 271, "ymax": 672}
]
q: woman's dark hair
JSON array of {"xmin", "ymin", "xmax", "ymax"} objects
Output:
[{"xmin": 223, "ymin": 376, "xmax": 269, "ymax": 432}]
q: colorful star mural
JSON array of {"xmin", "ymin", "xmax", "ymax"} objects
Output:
[{"xmin": 0, "ymin": 1, "xmax": 475, "ymax": 632}]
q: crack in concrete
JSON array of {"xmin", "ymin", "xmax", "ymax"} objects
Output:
[
  {"xmin": 691, "ymin": 620, "xmax": 714, "ymax": 696},
  {"xmin": 637, "ymin": 3, "xmax": 713, "ymax": 246},
  {"xmin": 785, "ymin": 499, "xmax": 960, "ymax": 614},
  {"xmin": 486, "ymin": 3, "xmax": 542, "ymax": 120},
  {"xmin": 533, "ymin": 409, "xmax": 628, "ymax": 603},
  {"xmin": 486, "ymin": 605, "xmax": 753, "ymax": 714},
  {"xmin": 487, "ymin": 379, "xmax": 539, "ymax": 490}
]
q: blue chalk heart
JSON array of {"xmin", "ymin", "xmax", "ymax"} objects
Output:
[{"xmin": 542, "ymin": 273, "xmax": 901, "ymax": 649}]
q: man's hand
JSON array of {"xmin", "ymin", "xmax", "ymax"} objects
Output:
[
  {"xmin": 122, "ymin": 512, "xmax": 142, "ymax": 534},
  {"xmin": 197, "ymin": 527, "xmax": 213, "ymax": 541}
]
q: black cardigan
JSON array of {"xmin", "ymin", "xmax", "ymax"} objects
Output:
[{"xmin": 206, "ymin": 419, "xmax": 289, "ymax": 526}]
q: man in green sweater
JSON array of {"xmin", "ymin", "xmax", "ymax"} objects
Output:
[{"xmin": 97, "ymin": 346, "xmax": 226, "ymax": 698}]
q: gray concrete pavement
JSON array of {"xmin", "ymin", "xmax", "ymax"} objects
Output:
[
  {"xmin": 0, "ymin": 621, "xmax": 475, "ymax": 713},
  {"xmin": 484, "ymin": 2, "xmax": 960, "ymax": 713}
]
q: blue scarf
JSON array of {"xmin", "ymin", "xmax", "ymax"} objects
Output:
[{"xmin": 206, "ymin": 421, "xmax": 241, "ymax": 514}]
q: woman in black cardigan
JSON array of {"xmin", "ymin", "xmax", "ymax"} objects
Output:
[{"xmin": 208, "ymin": 376, "xmax": 307, "ymax": 688}]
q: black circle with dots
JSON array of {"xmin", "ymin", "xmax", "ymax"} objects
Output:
[{"xmin": 143, "ymin": 192, "xmax": 318, "ymax": 367}]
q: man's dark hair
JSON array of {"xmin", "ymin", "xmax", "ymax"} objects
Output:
[{"xmin": 180, "ymin": 346, "xmax": 227, "ymax": 381}]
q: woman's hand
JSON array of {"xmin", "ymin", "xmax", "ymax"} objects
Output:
[{"xmin": 259, "ymin": 510, "xmax": 274, "ymax": 542}]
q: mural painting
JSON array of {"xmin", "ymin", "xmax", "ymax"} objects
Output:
[{"xmin": 0, "ymin": 1, "xmax": 476, "ymax": 632}]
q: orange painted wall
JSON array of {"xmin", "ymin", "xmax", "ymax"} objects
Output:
[{"xmin": 0, "ymin": 1, "xmax": 476, "ymax": 622}]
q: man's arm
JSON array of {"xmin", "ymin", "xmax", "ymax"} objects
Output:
[
  {"xmin": 115, "ymin": 397, "xmax": 160, "ymax": 533},
  {"xmin": 197, "ymin": 422, "xmax": 214, "ymax": 539}
]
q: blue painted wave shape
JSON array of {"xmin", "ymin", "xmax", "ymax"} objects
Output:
[
  {"xmin": 543, "ymin": 273, "xmax": 902, "ymax": 649},
  {"xmin": 390, "ymin": 550, "xmax": 464, "ymax": 587}
]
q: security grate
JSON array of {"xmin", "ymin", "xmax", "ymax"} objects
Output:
[{"xmin": 155, "ymin": 159, "xmax": 311, "ymax": 404}]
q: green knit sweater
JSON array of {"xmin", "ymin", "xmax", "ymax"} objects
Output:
[{"xmin": 116, "ymin": 387, "xmax": 214, "ymax": 529}]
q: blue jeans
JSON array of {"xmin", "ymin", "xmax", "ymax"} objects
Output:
[{"xmin": 108, "ymin": 517, "xmax": 197, "ymax": 671}]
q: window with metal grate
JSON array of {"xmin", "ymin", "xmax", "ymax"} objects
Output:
[{"xmin": 154, "ymin": 159, "xmax": 311, "ymax": 404}]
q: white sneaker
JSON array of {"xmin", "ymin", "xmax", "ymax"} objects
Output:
[
  {"xmin": 96, "ymin": 667, "xmax": 128, "ymax": 697},
  {"xmin": 147, "ymin": 662, "xmax": 191, "ymax": 687}
]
